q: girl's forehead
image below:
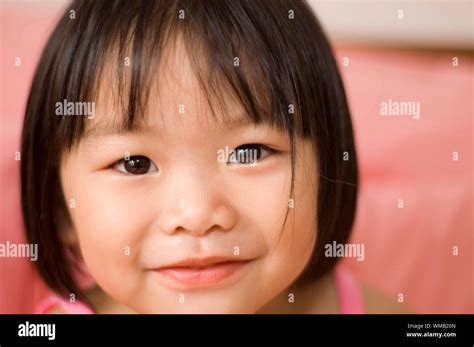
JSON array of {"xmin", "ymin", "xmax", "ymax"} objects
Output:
[
  {"xmin": 87, "ymin": 39, "xmax": 247, "ymax": 137},
  {"xmin": 81, "ymin": 32, "xmax": 290, "ymax": 143},
  {"xmin": 88, "ymin": 90, "xmax": 250, "ymax": 140}
]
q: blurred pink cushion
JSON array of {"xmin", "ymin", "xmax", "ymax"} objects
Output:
[{"xmin": 335, "ymin": 45, "xmax": 472, "ymax": 313}]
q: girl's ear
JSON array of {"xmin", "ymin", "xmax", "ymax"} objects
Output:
[
  {"xmin": 61, "ymin": 226, "xmax": 79, "ymax": 246},
  {"xmin": 62, "ymin": 229, "xmax": 97, "ymax": 291},
  {"xmin": 57, "ymin": 209, "xmax": 80, "ymax": 246}
]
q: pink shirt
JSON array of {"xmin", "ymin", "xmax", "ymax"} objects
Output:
[
  {"xmin": 34, "ymin": 266, "xmax": 363, "ymax": 314},
  {"xmin": 34, "ymin": 294, "xmax": 94, "ymax": 314},
  {"xmin": 334, "ymin": 266, "xmax": 364, "ymax": 313}
]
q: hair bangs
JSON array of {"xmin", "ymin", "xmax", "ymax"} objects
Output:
[{"xmin": 54, "ymin": 0, "xmax": 313, "ymax": 152}]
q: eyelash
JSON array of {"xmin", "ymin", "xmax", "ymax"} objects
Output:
[
  {"xmin": 111, "ymin": 155, "xmax": 158, "ymax": 175},
  {"xmin": 110, "ymin": 144, "xmax": 278, "ymax": 175},
  {"xmin": 226, "ymin": 144, "xmax": 276, "ymax": 165}
]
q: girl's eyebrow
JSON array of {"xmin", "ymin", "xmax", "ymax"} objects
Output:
[
  {"xmin": 82, "ymin": 113, "xmax": 275, "ymax": 141},
  {"xmin": 225, "ymin": 115, "xmax": 255, "ymax": 127},
  {"xmin": 83, "ymin": 123, "xmax": 151, "ymax": 140},
  {"xmin": 219, "ymin": 114, "xmax": 279, "ymax": 130}
]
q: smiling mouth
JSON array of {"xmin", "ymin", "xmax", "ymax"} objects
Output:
[{"xmin": 152, "ymin": 259, "xmax": 253, "ymax": 288}]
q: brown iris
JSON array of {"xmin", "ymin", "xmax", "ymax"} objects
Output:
[{"xmin": 123, "ymin": 156, "xmax": 152, "ymax": 175}]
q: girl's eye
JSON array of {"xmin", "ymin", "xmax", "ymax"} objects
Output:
[
  {"xmin": 112, "ymin": 156, "xmax": 158, "ymax": 175},
  {"xmin": 227, "ymin": 144, "xmax": 275, "ymax": 165}
]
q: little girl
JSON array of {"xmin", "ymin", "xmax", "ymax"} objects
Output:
[{"xmin": 22, "ymin": 0, "xmax": 408, "ymax": 314}]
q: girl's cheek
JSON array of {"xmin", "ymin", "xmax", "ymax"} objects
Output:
[
  {"xmin": 93, "ymin": 197, "xmax": 147, "ymax": 237},
  {"xmin": 73, "ymin": 190, "xmax": 148, "ymax": 290},
  {"xmin": 64, "ymin": 171, "xmax": 153, "ymax": 276}
]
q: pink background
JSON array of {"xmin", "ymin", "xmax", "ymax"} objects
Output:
[{"xmin": 1, "ymin": 3, "xmax": 472, "ymax": 313}]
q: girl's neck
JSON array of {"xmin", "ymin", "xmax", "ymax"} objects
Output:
[{"xmin": 85, "ymin": 286, "xmax": 136, "ymax": 314}]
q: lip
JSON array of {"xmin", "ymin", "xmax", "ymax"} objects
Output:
[{"xmin": 152, "ymin": 256, "xmax": 254, "ymax": 289}]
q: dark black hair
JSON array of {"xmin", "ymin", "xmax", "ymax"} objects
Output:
[{"xmin": 21, "ymin": 0, "xmax": 358, "ymax": 302}]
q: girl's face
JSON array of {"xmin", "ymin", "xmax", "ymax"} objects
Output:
[{"xmin": 60, "ymin": 41, "xmax": 318, "ymax": 313}]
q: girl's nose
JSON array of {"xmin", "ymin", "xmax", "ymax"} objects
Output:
[
  {"xmin": 163, "ymin": 202, "xmax": 236, "ymax": 237},
  {"xmin": 155, "ymin": 172, "xmax": 238, "ymax": 237}
]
